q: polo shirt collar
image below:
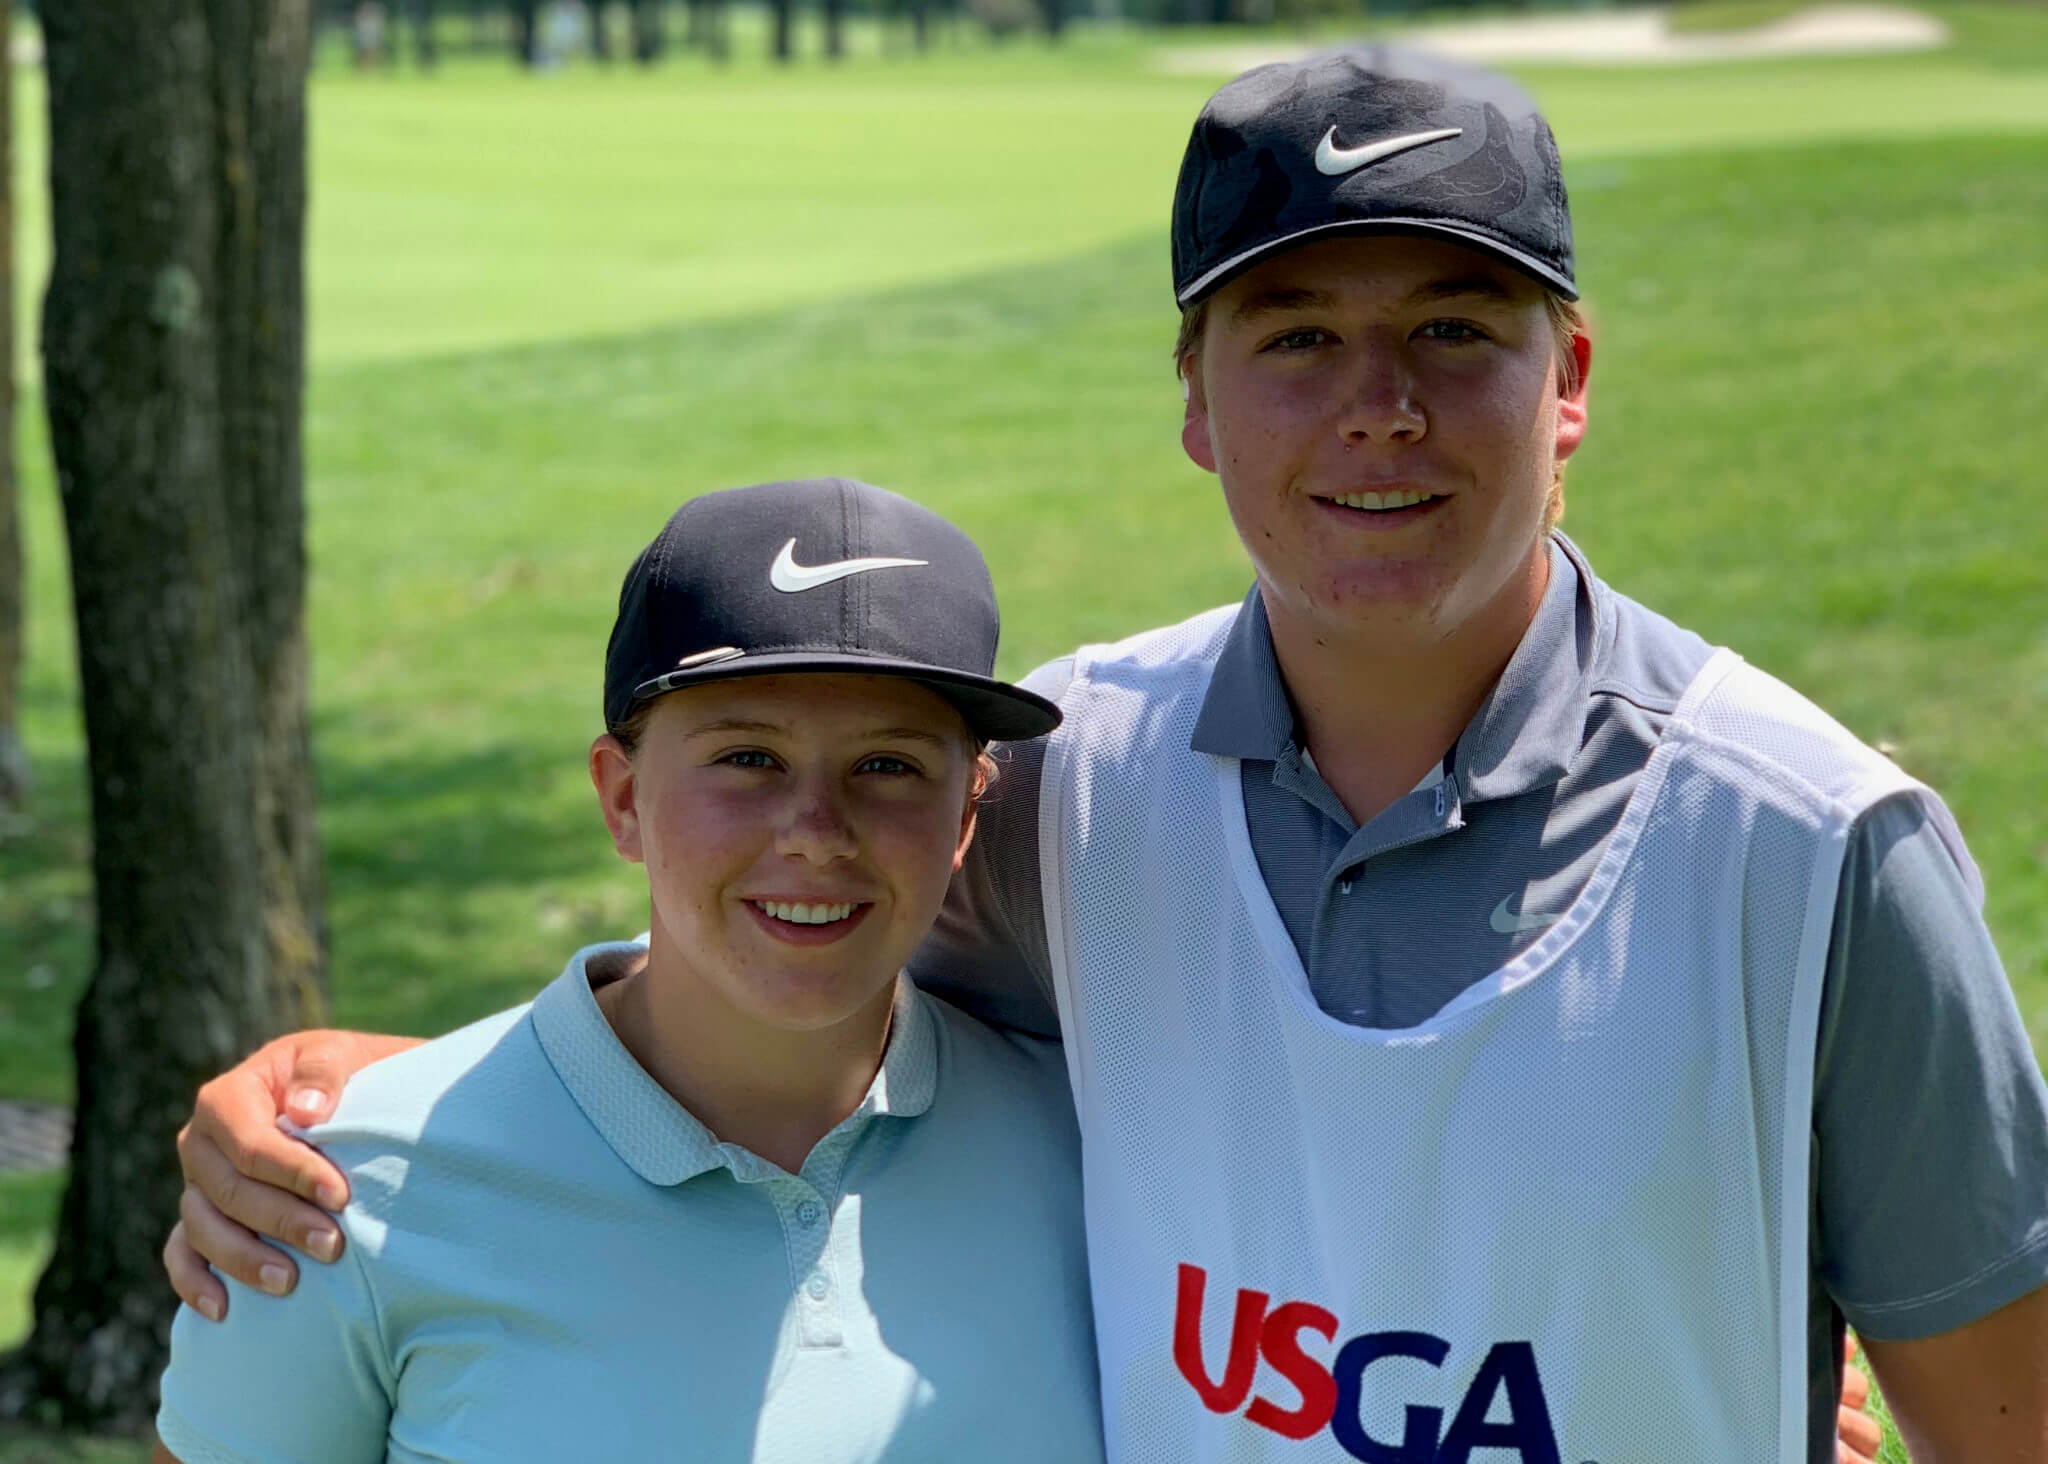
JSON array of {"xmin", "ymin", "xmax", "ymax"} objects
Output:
[
  {"xmin": 1189, "ymin": 586, "xmax": 1296, "ymax": 759},
  {"xmin": 532, "ymin": 939, "xmax": 938, "ymax": 1187},
  {"xmin": 1186, "ymin": 534, "xmax": 1608, "ymax": 804}
]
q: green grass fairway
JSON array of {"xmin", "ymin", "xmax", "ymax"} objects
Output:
[{"xmin": 2, "ymin": 9, "xmax": 2041, "ymax": 1458}]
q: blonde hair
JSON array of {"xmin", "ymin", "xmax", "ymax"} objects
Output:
[{"xmin": 1174, "ymin": 287, "xmax": 1589, "ymax": 531}]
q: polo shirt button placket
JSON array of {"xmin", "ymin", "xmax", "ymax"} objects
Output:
[
  {"xmin": 781, "ymin": 1174, "xmax": 844, "ymax": 1349},
  {"xmin": 798, "ymin": 1256, "xmax": 843, "ymax": 1348}
]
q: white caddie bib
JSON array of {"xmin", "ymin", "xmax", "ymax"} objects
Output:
[{"xmin": 1037, "ymin": 605, "xmax": 1978, "ymax": 1464}]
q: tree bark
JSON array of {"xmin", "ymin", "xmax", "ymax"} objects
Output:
[
  {"xmin": 823, "ymin": 0, "xmax": 844, "ymax": 58},
  {"xmin": 0, "ymin": 0, "xmax": 327, "ymax": 1431},
  {"xmin": 0, "ymin": 0, "xmax": 21, "ymax": 817},
  {"xmin": 770, "ymin": 0, "xmax": 793, "ymax": 59}
]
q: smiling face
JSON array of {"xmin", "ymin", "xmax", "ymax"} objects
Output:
[
  {"xmin": 1183, "ymin": 233, "xmax": 1590, "ymax": 661},
  {"xmin": 590, "ymin": 673, "xmax": 980, "ymax": 1039}
]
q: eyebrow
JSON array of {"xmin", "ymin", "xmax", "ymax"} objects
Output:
[
  {"xmin": 860, "ymin": 726, "xmax": 953, "ymax": 749},
  {"xmin": 1229, "ymin": 276, "xmax": 1521, "ymax": 325},
  {"xmin": 678, "ymin": 718, "xmax": 952, "ymax": 748},
  {"xmin": 1228, "ymin": 286, "xmax": 1337, "ymax": 325},
  {"xmin": 1402, "ymin": 276, "xmax": 1520, "ymax": 306},
  {"xmin": 679, "ymin": 718, "xmax": 787, "ymax": 739}
]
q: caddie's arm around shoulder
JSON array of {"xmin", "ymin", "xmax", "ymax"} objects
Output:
[{"xmin": 169, "ymin": 1027, "xmax": 421, "ymax": 1313}]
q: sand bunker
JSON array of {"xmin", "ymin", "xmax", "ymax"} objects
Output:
[{"xmin": 1154, "ymin": 4, "xmax": 1949, "ymax": 74}]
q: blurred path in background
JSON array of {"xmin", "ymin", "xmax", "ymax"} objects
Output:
[
  {"xmin": 1156, "ymin": 3, "xmax": 1949, "ymax": 73},
  {"xmin": 0, "ymin": 1106, "xmax": 67, "ymax": 1175}
]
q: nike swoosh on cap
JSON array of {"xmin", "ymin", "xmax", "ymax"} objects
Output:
[
  {"xmin": 1313, "ymin": 126, "xmax": 1463, "ymax": 178},
  {"xmin": 769, "ymin": 538, "xmax": 929, "ymax": 594},
  {"xmin": 1490, "ymin": 893, "xmax": 1561, "ymax": 936}
]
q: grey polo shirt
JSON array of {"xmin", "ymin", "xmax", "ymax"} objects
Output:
[{"xmin": 912, "ymin": 533, "xmax": 2048, "ymax": 1464}]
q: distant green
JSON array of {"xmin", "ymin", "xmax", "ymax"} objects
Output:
[{"xmin": 4, "ymin": 8, "xmax": 2043, "ymax": 1459}]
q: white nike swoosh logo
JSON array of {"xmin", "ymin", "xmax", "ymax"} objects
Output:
[
  {"xmin": 1490, "ymin": 894, "xmax": 1561, "ymax": 936},
  {"xmin": 1313, "ymin": 126, "xmax": 1463, "ymax": 178},
  {"xmin": 769, "ymin": 538, "xmax": 929, "ymax": 594}
]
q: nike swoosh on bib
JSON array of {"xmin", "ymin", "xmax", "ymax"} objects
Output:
[
  {"xmin": 769, "ymin": 538, "xmax": 929, "ymax": 594},
  {"xmin": 1313, "ymin": 126, "xmax": 1464, "ymax": 178},
  {"xmin": 1490, "ymin": 893, "xmax": 1561, "ymax": 935}
]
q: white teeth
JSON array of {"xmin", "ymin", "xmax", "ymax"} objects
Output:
[
  {"xmin": 1331, "ymin": 490, "xmax": 1434, "ymax": 511},
  {"xmin": 755, "ymin": 900, "xmax": 856, "ymax": 926}
]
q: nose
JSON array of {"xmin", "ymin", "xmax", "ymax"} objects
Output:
[
  {"xmin": 1336, "ymin": 334, "xmax": 1425, "ymax": 445},
  {"xmin": 775, "ymin": 776, "xmax": 858, "ymax": 865}
]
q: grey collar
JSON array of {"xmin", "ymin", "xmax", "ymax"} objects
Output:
[
  {"xmin": 532, "ymin": 939, "xmax": 938, "ymax": 1187},
  {"xmin": 1189, "ymin": 533, "xmax": 1610, "ymax": 805}
]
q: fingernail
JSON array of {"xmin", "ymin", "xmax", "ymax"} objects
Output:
[
  {"xmin": 306, "ymin": 1227, "xmax": 341, "ymax": 1263},
  {"xmin": 197, "ymin": 1295, "xmax": 224, "ymax": 1323},
  {"xmin": 316, "ymin": 1181, "xmax": 347, "ymax": 1210},
  {"xmin": 259, "ymin": 1264, "xmax": 290, "ymax": 1296},
  {"xmin": 286, "ymin": 1088, "xmax": 328, "ymax": 1121}
]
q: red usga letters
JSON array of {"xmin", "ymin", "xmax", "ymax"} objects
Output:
[{"xmin": 1171, "ymin": 1264, "xmax": 1568, "ymax": 1464}]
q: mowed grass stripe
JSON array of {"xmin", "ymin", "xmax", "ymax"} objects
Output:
[
  {"xmin": 14, "ymin": 4, "xmax": 2048, "ymax": 371},
  {"xmin": 7, "ymin": 128, "xmax": 2045, "ymax": 1094}
]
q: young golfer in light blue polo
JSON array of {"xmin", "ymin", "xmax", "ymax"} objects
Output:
[{"xmin": 154, "ymin": 479, "xmax": 1105, "ymax": 1464}]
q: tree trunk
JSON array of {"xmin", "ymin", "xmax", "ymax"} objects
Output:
[
  {"xmin": 629, "ymin": 0, "xmax": 662, "ymax": 62},
  {"xmin": 412, "ymin": 0, "xmax": 438, "ymax": 65},
  {"xmin": 770, "ymin": 0, "xmax": 793, "ymax": 59},
  {"xmin": 511, "ymin": 0, "xmax": 540, "ymax": 64},
  {"xmin": 0, "ymin": 0, "xmax": 327, "ymax": 1431},
  {"xmin": 683, "ymin": 0, "xmax": 725, "ymax": 58},
  {"xmin": 823, "ymin": 0, "xmax": 844, "ymax": 58},
  {"xmin": 0, "ymin": 0, "xmax": 22, "ymax": 817},
  {"xmin": 588, "ymin": 0, "xmax": 611, "ymax": 61}
]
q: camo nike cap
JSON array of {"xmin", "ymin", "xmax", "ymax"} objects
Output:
[{"xmin": 1171, "ymin": 47, "xmax": 1576, "ymax": 306}]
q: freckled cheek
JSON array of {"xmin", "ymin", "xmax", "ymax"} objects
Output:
[
  {"xmin": 858, "ymin": 798, "xmax": 969, "ymax": 904},
  {"xmin": 1216, "ymin": 400, "xmax": 1321, "ymax": 485},
  {"xmin": 644, "ymin": 785, "xmax": 764, "ymax": 890}
]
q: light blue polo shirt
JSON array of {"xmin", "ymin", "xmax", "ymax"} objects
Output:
[{"xmin": 158, "ymin": 940, "xmax": 1104, "ymax": 1464}]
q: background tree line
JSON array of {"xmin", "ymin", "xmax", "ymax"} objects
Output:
[{"xmin": 312, "ymin": 0, "xmax": 1464, "ymax": 68}]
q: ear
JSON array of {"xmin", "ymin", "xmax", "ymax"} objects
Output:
[
  {"xmin": 1553, "ymin": 328, "xmax": 1592, "ymax": 465},
  {"xmin": 952, "ymin": 771, "xmax": 981, "ymax": 875},
  {"xmin": 1180, "ymin": 358, "xmax": 1219, "ymax": 475},
  {"xmin": 590, "ymin": 734, "xmax": 645, "ymax": 864}
]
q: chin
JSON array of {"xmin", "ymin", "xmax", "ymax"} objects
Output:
[
  {"xmin": 741, "ymin": 974, "xmax": 896, "ymax": 1034},
  {"xmin": 1298, "ymin": 560, "xmax": 1453, "ymax": 622}
]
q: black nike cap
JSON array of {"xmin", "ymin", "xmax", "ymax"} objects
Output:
[
  {"xmin": 603, "ymin": 478, "xmax": 1061, "ymax": 744},
  {"xmin": 1171, "ymin": 47, "xmax": 1575, "ymax": 307}
]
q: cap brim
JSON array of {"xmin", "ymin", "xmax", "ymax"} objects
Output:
[
  {"xmin": 1177, "ymin": 217, "xmax": 1578, "ymax": 306},
  {"xmin": 627, "ymin": 651, "xmax": 1062, "ymax": 743}
]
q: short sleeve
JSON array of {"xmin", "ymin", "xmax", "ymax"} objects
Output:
[
  {"xmin": 909, "ymin": 656, "xmax": 1073, "ymax": 1037},
  {"xmin": 1813, "ymin": 794, "xmax": 2048, "ymax": 1340},
  {"xmin": 156, "ymin": 1217, "xmax": 394, "ymax": 1464}
]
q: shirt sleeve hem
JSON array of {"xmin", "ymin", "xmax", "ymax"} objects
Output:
[
  {"xmin": 1839, "ymin": 1224, "xmax": 2048, "ymax": 1341},
  {"xmin": 155, "ymin": 1399, "xmax": 276, "ymax": 1464}
]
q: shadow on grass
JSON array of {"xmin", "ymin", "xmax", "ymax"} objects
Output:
[
  {"xmin": 0, "ymin": 1426, "xmax": 147, "ymax": 1464},
  {"xmin": 315, "ymin": 727, "xmax": 592, "ymax": 899}
]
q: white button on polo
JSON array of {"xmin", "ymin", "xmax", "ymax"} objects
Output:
[
  {"xmin": 805, "ymin": 1272, "xmax": 830, "ymax": 1300},
  {"xmin": 796, "ymin": 1200, "xmax": 822, "ymax": 1226}
]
